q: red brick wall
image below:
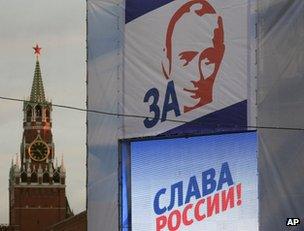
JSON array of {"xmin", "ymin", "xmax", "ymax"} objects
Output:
[
  {"xmin": 10, "ymin": 187, "xmax": 66, "ymax": 231},
  {"xmin": 46, "ymin": 211, "xmax": 87, "ymax": 231}
]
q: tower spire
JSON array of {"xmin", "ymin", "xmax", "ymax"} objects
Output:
[
  {"xmin": 60, "ymin": 154, "xmax": 66, "ymax": 172},
  {"xmin": 30, "ymin": 44, "xmax": 46, "ymax": 103}
]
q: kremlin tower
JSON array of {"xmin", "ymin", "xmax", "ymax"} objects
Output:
[{"xmin": 8, "ymin": 45, "xmax": 72, "ymax": 231}]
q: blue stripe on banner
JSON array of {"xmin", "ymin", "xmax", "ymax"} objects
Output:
[
  {"xmin": 126, "ymin": 0, "xmax": 174, "ymax": 24},
  {"xmin": 161, "ymin": 100, "xmax": 248, "ymax": 136}
]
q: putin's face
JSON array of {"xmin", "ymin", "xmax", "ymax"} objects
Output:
[{"xmin": 162, "ymin": 0, "xmax": 225, "ymax": 113}]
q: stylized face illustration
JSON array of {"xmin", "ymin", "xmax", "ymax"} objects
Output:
[{"xmin": 162, "ymin": 0, "xmax": 225, "ymax": 113}]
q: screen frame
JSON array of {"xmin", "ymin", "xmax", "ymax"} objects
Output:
[{"xmin": 118, "ymin": 130, "xmax": 257, "ymax": 231}]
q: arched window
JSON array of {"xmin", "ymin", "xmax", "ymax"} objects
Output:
[
  {"xmin": 43, "ymin": 172, "xmax": 49, "ymax": 183},
  {"xmin": 35, "ymin": 105, "xmax": 42, "ymax": 117},
  {"xmin": 26, "ymin": 105, "xmax": 32, "ymax": 121},
  {"xmin": 21, "ymin": 171, "xmax": 27, "ymax": 183},
  {"xmin": 31, "ymin": 172, "xmax": 38, "ymax": 183},
  {"xmin": 26, "ymin": 106, "xmax": 32, "ymax": 118},
  {"xmin": 53, "ymin": 171, "xmax": 60, "ymax": 183}
]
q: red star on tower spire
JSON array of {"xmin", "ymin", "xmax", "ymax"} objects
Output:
[{"xmin": 33, "ymin": 44, "xmax": 42, "ymax": 59}]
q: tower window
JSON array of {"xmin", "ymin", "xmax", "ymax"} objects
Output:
[
  {"xmin": 31, "ymin": 172, "xmax": 38, "ymax": 183},
  {"xmin": 26, "ymin": 105, "xmax": 32, "ymax": 121},
  {"xmin": 35, "ymin": 105, "xmax": 42, "ymax": 117},
  {"xmin": 43, "ymin": 172, "xmax": 49, "ymax": 183},
  {"xmin": 26, "ymin": 106, "xmax": 32, "ymax": 118},
  {"xmin": 21, "ymin": 172, "xmax": 27, "ymax": 183},
  {"xmin": 53, "ymin": 171, "xmax": 60, "ymax": 183}
]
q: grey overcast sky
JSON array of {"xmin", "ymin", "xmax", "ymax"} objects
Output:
[{"xmin": 0, "ymin": 0, "xmax": 86, "ymax": 223}]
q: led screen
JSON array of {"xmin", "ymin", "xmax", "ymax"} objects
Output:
[{"xmin": 127, "ymin": 132, "xmax": 258, "ymax": 231}]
